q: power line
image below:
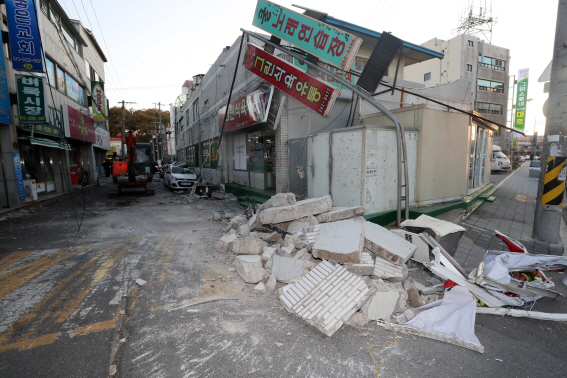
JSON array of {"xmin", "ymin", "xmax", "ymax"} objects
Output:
[
  {"xmin": 88, "ymin": 0, "xmax": 132, "ymax": 102},
  {"xmin": 79, "ymin": 0, "xmax": 93, "ymax": 30}
]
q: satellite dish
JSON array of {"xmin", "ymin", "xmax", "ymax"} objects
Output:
[{"xmin": 175, "ymin": 94, "xmax": 189, "ymax": 107}]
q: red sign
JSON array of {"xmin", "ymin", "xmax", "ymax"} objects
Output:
[
  {"xmin": 67, "ymin": 105, "xmax": 95, "ymax": 143},
  {"xmin": 218, "ymin": 88, "xmax": 273, "ymax": 132},
  {"xmin": 244, "ymin": 43, "xmax": 338, "ymax": 117}
]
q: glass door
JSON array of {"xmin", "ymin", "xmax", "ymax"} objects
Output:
[
  {"xmin": 468, "ymin": 125, "xmax": 477, "ymax": 190},
  {"xmin": 264, "ymin": 133, "xmax": 275, "ymax": 190}
]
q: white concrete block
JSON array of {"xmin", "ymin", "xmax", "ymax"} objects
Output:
[
  {"xmin": 234, "ymin": 255, "xmax": 265, "ymax": 283},
  {"xmin": 363, "ymin": 222, "xmax": 417, "ymax": 265},
  {"xmin": 254, "ymin": 282, "xmax": 266, "ymax": 292},
  {"xmin": 312, "ymin": 219, "xmax": 363, "ymax": 263},
  {"xmin": 367, "ymin": 291, "xmax": 400, "ymax": 321},
  {"xmin": 261, "ymin": 193, "xmax": 297, "ymax": 210},
  {"xmin": 262, "ymin": 246, "xmax": 277, "ymax": 262},
  {"xmin": 232, "ymin": 237, "xmax": 268, "ymax": 255},
  {"xmin": 272, "ymin": 255, "xmax": 314, "ymax": 283},
  {"xmin": 316, "ymin": 206, "xmax": 365, "ymax": 223},
  {"xmin": 258, "ymin": 195, "xmax": 332, "ymax": 225},
  {"xmin": 279, "ymin": 261, "xmax": 374, "ymax": 337}
]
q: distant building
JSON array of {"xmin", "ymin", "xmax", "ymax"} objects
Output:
[{"xmin": 404, "ymin": 34, "xmax": 511, "ymax": 147}]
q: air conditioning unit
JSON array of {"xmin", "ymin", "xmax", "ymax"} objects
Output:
[{"xmin": 24, "ymin": 179, "xmax": 38, "ymax": 202}]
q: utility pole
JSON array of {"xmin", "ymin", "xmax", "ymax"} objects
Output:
[
  {"xmin": 150, "ymin": 121, "xmax": 160, "ymax": 161},
  {"xmin": 119, "ymin": 100, "xmax": 136, "ymax": 157},
  {"xmin": 533, "ymin": 0, "xmax": 567, "ymax": 244},
  {"xmin": 508, "ymin": 74, "xmax": 516, "ymax": 158},
  {"xmin": 153, "ymin": 102, "xmax": 166, "ymax": 161}
]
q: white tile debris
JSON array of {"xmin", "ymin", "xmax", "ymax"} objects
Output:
[
  {"xmin": 374, "ymin": 255, "xmax": 408, "ymax": 282},
  {"xmin": 279, "ymin": 260, "xmax": 374, "ymax": 337}
]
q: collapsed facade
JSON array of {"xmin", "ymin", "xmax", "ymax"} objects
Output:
[{"xmin": 173, "ymin": 7, "xmax": 500, "ymax": 218}]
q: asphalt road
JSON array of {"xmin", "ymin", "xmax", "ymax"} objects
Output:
[{"xmin": 1, "ymin": 175, "xmax": 567, "ymax": 377}]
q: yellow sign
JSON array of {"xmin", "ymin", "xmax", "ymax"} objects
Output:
[{"xmin": 512, "ymin": 139, "xmax": 518, "ymax": 148}]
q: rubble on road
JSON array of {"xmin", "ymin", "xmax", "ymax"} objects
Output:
[{"xmin": 210, "ymin": 192, "xmax": 567, "ymax": 348}]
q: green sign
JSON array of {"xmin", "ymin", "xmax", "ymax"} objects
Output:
[
  {"xmin": 294, "ymin": 58, "xmax": 356, "ymax": 90},
  {"xmin": 252, "ymin": 0, "xmax": 362, "ymax": 71},
  {"xmin": 201, "ymin": 139, "xmax": 219, "ymax": 169},
  {"xmin": 22, "ymin": 106, "xmax": 63, "ymax": 138},
  {"xmin": 16, "ymin": 75, "xmax": 48, "ymax": 124},
  {"xmin": 91, "ymin": 81, "xmax": 106, "ymax": 122},
  {"xmin": 514, "ymin": 68, "xmax": 529, "ymax": 131}
]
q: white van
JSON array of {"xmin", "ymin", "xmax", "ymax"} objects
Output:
[{"xmin": 491, "ymin": 145, "xmax": 511, "ymax": 171}]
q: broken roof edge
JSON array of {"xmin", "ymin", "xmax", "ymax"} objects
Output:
[{"xmin": 292, "ymin": 4, "xmax": 444, "ymax": 61}]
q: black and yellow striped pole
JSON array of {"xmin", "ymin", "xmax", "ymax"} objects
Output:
[{"xmin": 541, "ymin": 157, "xmax": 566, "ymax": 206}]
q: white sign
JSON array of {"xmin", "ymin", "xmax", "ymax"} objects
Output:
[{"xmin": 94, "ymin": 127, "xmax": 111, "ymax": 150}]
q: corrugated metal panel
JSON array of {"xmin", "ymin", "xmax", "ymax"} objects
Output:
[{"xmin": 288, "ymin": 138, "xmax": 307, "ymax": 198}]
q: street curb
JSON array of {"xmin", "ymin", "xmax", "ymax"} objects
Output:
[{"xmin": 493, "ymin": 162, "xmax": 526, "ymax": 191}]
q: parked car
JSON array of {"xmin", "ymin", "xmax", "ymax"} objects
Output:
[
  {"xmin": 491, "ymin": 145, "xmax": 511, "ymax": 171},
  {"xmin": 164, "ymin": 165, "xmax": 197, "ymax": 190},
  {"xmin": 529, "ymin": 160, "xmax": 541, "ymax": 178},
  {"xmin": 524, "ymin": 155, "xmax": 531, "ymax": 160},
  {"xmin": 534, "ymin": 155, "xmax": 541, "ymax": 160}
]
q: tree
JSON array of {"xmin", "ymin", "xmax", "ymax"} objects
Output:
[{"xmin": 108, "ymin": 107, "xmax": 171, "ymax": 143}]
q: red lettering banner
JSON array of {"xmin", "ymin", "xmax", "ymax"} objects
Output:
[{"xmin": 244, "ymin": 43, "xmax": 338, "ymax": 117}]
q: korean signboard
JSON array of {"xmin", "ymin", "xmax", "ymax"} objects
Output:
[
  {"xmin": 66, "ymin": 105, "xmax": 95, "ymax": 143},
  {"xmin": 244, "ymin": 43, "xmax": 338, "ymax": 117},
  {"xmin": 22, "ymin": 106, "xmax": 63, "ymax": 138},
  {"xmin": 95, "ymin": 127, "xmax": 110, "ymax": 150},
  {"xmin": 514, "ymin": 68, "xmax": 529, "ymax": 131},
  {"xmin": 13, "ymin": 153, "xmax": 25, "ymax": 201},
  {"xmin": 294, "ymin": 59, "xmax": 356, "ymax": 90},
  {"xmin": 16, "ymin": 75, "xmax": 48, "ymax": 124},
  {"xmin": 202, "ymin": 139, "xmax": 219, "ymax": 169},
  {"xmin": 218, "ymin": 87, "xmax": 273, "ymax": 132},
  {"xmin": 0, "ymin": 31, "xmax": 12, "ymax": 124},
  {"xmin": 6, "ymin": 0, "xmax": 44, "ymax": 72},
  {"xmin": 91, "ymin": 81, "xmax": 106, "ymax": 122},
  {"xmin": 252, "ymin": 0, "xmax": 361, "ymax": 71}
]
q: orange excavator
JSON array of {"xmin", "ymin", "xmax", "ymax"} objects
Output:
[{"xmin": 108, "ymin": 130, "xmax": 155, "ymax": 197}]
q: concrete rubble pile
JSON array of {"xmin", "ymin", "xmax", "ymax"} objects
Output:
[{"xmin": 211, "ymin": 193, "xmax": 567, "ymax": 347}]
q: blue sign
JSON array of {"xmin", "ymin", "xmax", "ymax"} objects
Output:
[
  {"xmin": 6, "ymin": 0, "xmax": 44, "ymax": 72},
  {"xmin": 13, "ymin": 153, "xmax": 25, "ymax": 201},
  {"xmin": 0, "ymin": 30, "xmax": 13, "ymax": 124}
]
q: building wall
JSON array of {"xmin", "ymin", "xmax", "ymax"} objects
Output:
[
  {"xmin": 404, "ymin": 34, "xmax": 510, "ymax": 138},
  {"xmin": 361, "ymin": 105, "xmax": 471, "ymax": 205}
]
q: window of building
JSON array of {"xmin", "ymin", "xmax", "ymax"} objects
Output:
[
  {"xmin": 477, "ymin": 102, "xmax": 503, "ymax": 114},
  {"xmin": 424, "ymin": 72, "xmax": 431, "ymax": 81},
  {"xmin": 467, "ymin": 64, "xmax": 473, "ymax": 72},
  {"xmin": 65, "ymin": 74, "xmax": 85, "ymax": 105},
  {"xmin": 477, "ymin": 78, "xmax": 504, "ymax": 93},
  {"xmin": 468, "ymin": 40, "xmax": 473, "ymax": 47},
  {"xmin": 41, "ymin": 0, "xmax": 49, "ymax": 15},
  {"xmin": 247, "ymin": 131, "xmax": 265, "ymax": 172},
  {"xmin": 50, "ymin": 6, "xmax": 60, "ymax": 25},
  {"xmin": 45, "ymin": 57, "xmax": 56, "ymax": 87},
  {"xmin": 56, "ymin": 66, "xmax": 66, "ymax": 94},
  {"xmin": 354, "ymin": 57, "xmax": 368, "ymax": 73},
  {"xmin": 62, "ymin": 23, "xmax": 76, "ymax": 49},
  {"xmin": 478, "ymin": 55, "xmax": 506, "ymax": 71},
  {"xmin": 85, "ymin": 59, "xmax": 92, "ymax": 81}
]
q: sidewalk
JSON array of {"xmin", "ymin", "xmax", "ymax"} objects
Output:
[{"xmin": 453, "ymin": 161, "xmax": 563, "ymax": 272}]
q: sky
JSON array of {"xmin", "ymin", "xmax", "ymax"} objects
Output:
[{"xmin": 59, "ymin": 0, "xmax": 558, "ymax": 135}]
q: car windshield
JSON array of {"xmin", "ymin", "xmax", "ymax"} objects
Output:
[
  {"xmin": 172, "ymin": 167, "xmax": 195, "ymax": 175},
  {"xmin": 493, "ymin": 152, "xmax": 507, "ymax": 159},
  {"xmin": 530, "ymin": 161, "xmax": 541, "ymax": 168}
]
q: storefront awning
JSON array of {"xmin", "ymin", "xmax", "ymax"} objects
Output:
[{"xmin": 29, "ymin": 137, "xmax": 71, "ymax": 150}]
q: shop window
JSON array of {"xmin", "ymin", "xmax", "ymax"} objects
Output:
[
  {"xmin": 201, "ymin": 139, "xmax": 219, "ymax": 169},
  {"xmin": 45, "ymin": 57, "xmax": 56, "ymax": 87},
  {"xmin": 247, "ymin": 131, "xmax": 265, "ymax": 172}
]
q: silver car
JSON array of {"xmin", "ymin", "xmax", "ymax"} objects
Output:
[{"xmin": 164, "ymin": 165, "xmax": 197, "ymax": 190}]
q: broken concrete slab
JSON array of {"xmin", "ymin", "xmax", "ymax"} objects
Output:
[
  {"xmin": 367, "ymin": 291, "xmax": 400, "ymax": 322},
  {"xmin": 232, "ymin": 237, "xmax": 268, "ymax": 255},
  {"xmin": 234, "ymin": 255, "xmax": 266, "ymax": 284},
  {"xmin": 135, "ymin": 278, "xmax": 147, "ymax": 287},
  {"xmin": 316, "ymin": 206, "xmax": 365, "ymax": 223},
  {"xmin": 363, "ymin": 222, "xmax": 417, "ymax": 265},
  {"xmin": 262, "ymin": 246, "xmax": 277, "ymax": 262},
  {"xmin": 258, "ymin": 195, "xmax": 332, "ymax": 225},
  {"xmin": 254, "ymin": 282, "xmax": 266, "ymax": 292},
  {"xmin": 374, "ymin": 255, "xmax": 408, "ymax": 282},
  {"xmin": 284, "ymin": 234, "xmax": 294, "ymax": 247},
  {"xmin": 312, "ymin": 219, "xmax": 363, "ymax": 263},
  {"xmin": 404, "ymin": 278, "xmax": 424, "ymax": 308},
  {"xmin": 248, "ymin": 213, "xmax": 263, "ymax": 231},
  {"xmin": 272, "ymin": 255, "xmax": 314, "ymax": 283},
  {"xmin": 260, "ymin": 193, "xmax": 296, "ymax": 211},
  {"xmin": 279, "ymin": 260, "xmax": 374, "ymax": 337},
  {"xmin": 280, "ymin": 244, "xmax": 295, "ymax": 256},
  {"xmin": 293, "ymin": 248, "xmax": 307, "ymax": 260},
  {"xmin": 238, "ymin": 223, "xmax": 250, "ymax": 237},
  {"xmin": 216, "ymin": 233, "xmax": 238, "ymax": 253}
]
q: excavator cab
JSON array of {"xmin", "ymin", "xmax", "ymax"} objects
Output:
[{"xmin": 108, "ymin": 131, "xmax": 155, "ymax": 197}]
